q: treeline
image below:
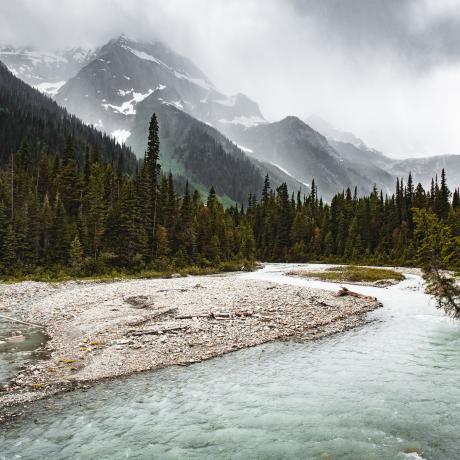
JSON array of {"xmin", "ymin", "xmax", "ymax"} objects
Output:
[
  {"xmin": 0, "ymin": 61, "xmax": 137, "ymax": 172},
  {"xmin": 174, "ymin": 127, "xmax": 264, "ymax": 204},
  {"xmin": 0, "ymin": 115, "xmax": 256, "ymax": 277},
  {"xmin": 248, "ymin": 171, "xmax": 460, "ymax": 268},
  {"xmin": 0, "ymin": 113, "xmax": 459, "ymax": 278}
]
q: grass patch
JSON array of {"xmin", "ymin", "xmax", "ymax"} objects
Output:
[
  {"xmin": 0, "ymin": 261, "xmax": 255, "ymax": 284},
  {"xmin": 293, "ymin": 265, "xmax": 404, "ymax": 283}
]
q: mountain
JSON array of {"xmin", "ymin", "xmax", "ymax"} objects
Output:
[
  {"xmin": 0, "ymin": 36, "xmax": 388, "ymax": 200},
  {"xmin": 130, "ymin": 97, "xmax": 307, "ymax": 204},
  {"xmin": 54, "ymin": 35, "xmax": 266, "ymax": 145},
  {"xmin": 0, "ymin": 61, "xmax": 136, "ymax": 171},
  {"xmin": 305, "ymin": 115, "xmax": 368, "ymax": 149},
  {"xmin": 0, "ymin": 36, "xmax": 291, "ymax": 205},
  {"xmin": 306, "ymin": 115, "xmax": 460, "ymax": 193},
  {"xmin": 0, "ymin": 45, "xmax": 96, "ymax": 96},
  {"xmin": 49, "ymin": 35, "xmax": 305, "ymax": 203},
  {"xmin": 390, "ymin": 155, "xmax": 460, "ymax": 190},
  {"xmin": 3, "ymin": 35, "xmax": 458, "ymax": 200},
  {"xmin": 228, "ymin": 115, "xmax": 388, "ymax": 199}
]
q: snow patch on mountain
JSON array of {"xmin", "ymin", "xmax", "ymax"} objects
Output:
[
  {"xmin": 173, "ymin": 70, "xmax": 213, "ymax": 91},
  {"xmin": 271, "ymin": 162, "xmax": 292, "ymax": 177},
  {"xmin": 161, "ymin": 99, "xmax": 185, "ymax": 110},
  {"xmin": 123, "ymin": 46, "xmax": 169, "ymax": 69},
  {"xmin": 270, "ymin": 162, "xmax": 310, "ymax": 187},
  {"xmin": 117, "ymin": 88, "xmax": 132, "ymax": 96},
  {"xmin": 102, "ymin": 89, "xmax": 154, "ymax": 115},
  {"xmin": 236, "ymin": 143, "xmax": 253, "ymax": 153},
  {"xmin": 34, "ymin": 80, "xmax": 66, "ymax": 96},
  {"xmin": 111, "ymin": 129, "xmax": 131, "ymax": 145},
  {"xmin": 220, "ymin": 115, "xmax": 267, "ymax": 128},
  {"xmin": 215, "ymin": 96, "xmax": 236, "ymax": 107}
]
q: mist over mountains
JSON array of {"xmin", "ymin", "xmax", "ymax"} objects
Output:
[{"xmin": 1, "ymin": 33, "xmax": 459, "ymax": 201}]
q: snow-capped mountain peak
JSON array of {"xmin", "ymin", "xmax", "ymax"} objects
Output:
[
  {"xmin": 47, "ymin": 34, "xmax": 265, "ymax": 146},
  {"xmin": 0, "ymin": 45, "xmax": 96, "ymax": 94},
  {"xmin": 0, "ymin": 34, "xmax": 266, "ymax": 148}
]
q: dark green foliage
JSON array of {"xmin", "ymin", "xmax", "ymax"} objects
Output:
[
  {"xmin": 0, "ymin": 63, "xmax": 136, "ymax": 172},
  {"xmin": 413, "ymin": 208, "xmax": 460, "ymax": 317},
  {"xmin": 173, "ymin": 127, "xmax": 264, "ymax": 204},
  {"xmin": 246, "ymin": 172, "xmax": 460, "ymax": 269},
  {"xmin": 1, "ymin": 103, "xmax": 459, "ymax": 288},
  {"xmin": 0, "ymin": 112, "xmax": 255, "ymax": 277}
]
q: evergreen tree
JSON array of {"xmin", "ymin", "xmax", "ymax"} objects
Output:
[
  {"xmin": 438, "ymin": 169, "xmax": 450, "ymax": 220},
  {"xmin": 2, "ymin": 225, "xmax": 17, "ymax": 273},
  {"xmin": 414, "ymin": 208, "xmax": 459, "ymax": 317},
  {"xmin": 144, "ymin": 113, "xmax": 161, "ymax": 258},
  {"xmin": 69, "ymin": 236, "xmax": 84, "ymax": 273}
]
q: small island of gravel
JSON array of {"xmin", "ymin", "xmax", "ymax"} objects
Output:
[{"xmin": 288, "ymin": 265, "xmax": 405, "ymax": 287}]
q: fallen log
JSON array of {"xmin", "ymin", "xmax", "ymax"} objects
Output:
[
  {"xmin": 127, "ymin": 325, "xmax": 187, "ymax": 336},
  {"xmin": 126, "ymin": 307, "xmax": 178, "ymax": 327},
  {"xmin": 0, "ymin": 313, "xmax": 43, "ymax": 328},
  {"xmin": 335, "ymin": 287, "xmax": 377, "ymax": 301},
  {"xmin": 211, "ymin": 311, "xmax": 233, "ymax": 319},
  {"xmin": 235, "ymin": 310, "xmax": 254, "ymax": 318},
  {"xmin": 175, "ymin": 310, "xmax": 254, "ymax": 320},
  {"xmin": 175, "ymin": 313, "xmax": 210, "ymax": 320}
]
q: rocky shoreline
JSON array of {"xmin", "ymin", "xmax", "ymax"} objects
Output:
[{"xmin": 0, "ymin": 272, "xmax": 382, "ymax": 423}]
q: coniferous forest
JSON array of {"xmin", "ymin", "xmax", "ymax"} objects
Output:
[{"xmin": 0, "ymin": 113, "xmax": 459, "ymax": 279}]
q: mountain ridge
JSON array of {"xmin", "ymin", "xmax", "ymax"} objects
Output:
[
  {"xmin": 2, "ymin": 34, "xmax": 459, "ymax": 200},
  {"xmin": 0, "ymin": 61, "xmax": 137, "ymax": 172}
]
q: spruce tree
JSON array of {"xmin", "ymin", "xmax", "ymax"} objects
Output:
[
  {"xmin": 69, "ymin": 236, "xmax": 84, "ymax": 274},
  {"xmin": 144, "ymin": 113, "xmax": 161, "ymax": 258},
  {"xmin": 439, "ymin": 169, "xmax": 450, "ymax": 220},
  {"xmin": 2, "ymin": 224, "xmax": 17, "ymax": 273}
]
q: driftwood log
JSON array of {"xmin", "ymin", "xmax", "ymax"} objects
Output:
[
  {"xmin": 335, "ymin": 287, "xmax": 377, "ymax": 301},
  {"xmin": 127, "ymin": 325, "xmax": 187, "ymax": 336}
]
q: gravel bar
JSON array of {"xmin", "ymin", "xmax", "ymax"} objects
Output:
[{"xmin": 0, "ymin": 273, "xmax": 381, "ymax": 422}]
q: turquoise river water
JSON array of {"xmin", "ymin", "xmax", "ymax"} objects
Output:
[{"xmin": 1, "ymin": 264, "xmax": 459, "ymax": 459}]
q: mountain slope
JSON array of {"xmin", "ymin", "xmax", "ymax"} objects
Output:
[
  {"xmin": 229, "ymin": 116, "xmax": 371, "ymax": 199},
  {"xmin": 0, "ymin": 45, "xmax": 95, "ymax": 96},
  {"xmin": 305, "ymin": 115, "xmax": 368, "ymax": 149},
  {"xmin": 54, "ymin": 35, "xmax": 266, "ymax": 143},
  {"xmin": 307, "ymin": 116, "xmax": 460, "ymax": 191},
  {"xmin": 0, "ymin": 61, "xmax": 137, "ymax": 171},
  {"xmin": 4, "ymin": 36, "xmax": 458, "ymax": 198},
  {"xmin": 390, "ymin": 155, "xmax": 460, "ymax": 189},
  {"xmin": 130, "ymin": 97, "xmax": 307, "ymax": 203}
]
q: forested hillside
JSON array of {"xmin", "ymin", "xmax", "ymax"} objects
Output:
[
  {"xmin": 0, "ymin": 112, "xmax": 459, "ymax": 278},
  {"xmin": 130, "ymin": 96, "xmax": 306, "ymax": 204},
  {"xmin": 0, "ymin": 62, "xmax": 137, "ymax": 172},
  {"xmin": 249, "ymin": 172, "xmax": 459, "ymax": 267}
]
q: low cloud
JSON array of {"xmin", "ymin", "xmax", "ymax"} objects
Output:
[{"xmin": 1, "ymin": 0, "xmax": 460, "ymax": 157}]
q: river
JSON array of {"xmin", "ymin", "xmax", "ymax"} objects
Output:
[{"xmin": 1, "ymin": 264, "xmax": 459, "ymax": 459}]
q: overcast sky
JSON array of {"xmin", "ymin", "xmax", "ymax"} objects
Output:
[{"xmin": 1, "ymin": 0, "xmax": 460, "ymax": 158}]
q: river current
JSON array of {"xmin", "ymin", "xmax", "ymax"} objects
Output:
[{"xmin": 1, "ymin": 264, "xmax": 459, "ymax": 459}]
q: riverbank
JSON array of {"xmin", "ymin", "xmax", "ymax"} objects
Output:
[
  {"xmin": 0, "ymin": 272, "xmax": 381, "ymax": 422},
  {"xmin": 0, "ymin": 261, "xmax": 254, "ymax": 284}
]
